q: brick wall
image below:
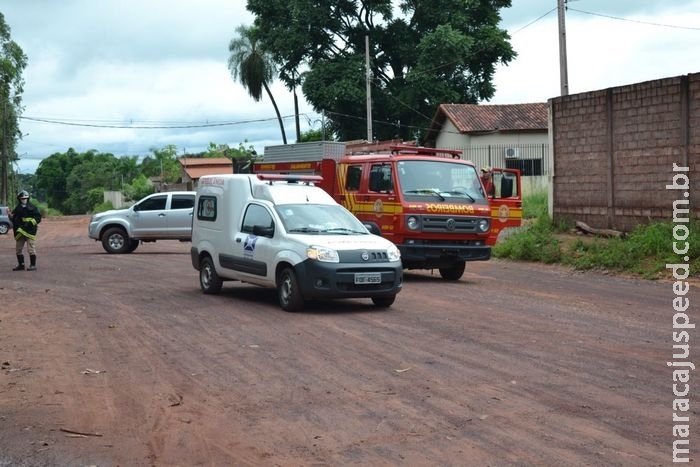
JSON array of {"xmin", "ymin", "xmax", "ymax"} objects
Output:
[{"xmin": 551, "ymin": 73, "xmax": 700, "ymax": 231}]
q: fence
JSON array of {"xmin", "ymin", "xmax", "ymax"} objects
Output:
[
  {"xmin": 550, "ymin": 73, "xmax": 700, "ymax": 231},
  {"xmin": 444, "ymin": 143, "xmax": 551, "ymax": 196}
]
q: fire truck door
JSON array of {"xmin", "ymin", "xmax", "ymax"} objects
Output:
[
  {"xmin": 363, "ymin": 163, "xmax": 397, "ymax": 241},
  {"xmin": 487, "ymin": 168, "xmax": 522, "ymax": 246}
]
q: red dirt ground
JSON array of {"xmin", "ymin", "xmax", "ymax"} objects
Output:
[{"xmin": 0, "ymin": 215, "xmax": 696, "ymax": 466}]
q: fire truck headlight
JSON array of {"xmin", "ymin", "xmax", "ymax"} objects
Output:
[
  {"xmin": 386, "ymin": 244, "xmax": 401, "ymax": 262},
  {"xmin": 407, "ymin": 216, "xmax": 420, "ymax": 230},
  {"xmin": 478, "ymin": 218, "xmax": 490, "ymax": 232},
  {"xmin": 307, "ymin": 245, "xmax": 339, "ymax": 263}
]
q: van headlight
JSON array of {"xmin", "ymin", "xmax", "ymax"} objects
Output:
[
  {"xmin": 478, "ymin": 218, "xmax": 490, "ymax": 232},
  {"xmin": 387, "ymin": 244, "xmax": 401, "ymax": 262},
  {"xmin": 307, "ymin": 245, "xmax": 339, "ymax": 263}
]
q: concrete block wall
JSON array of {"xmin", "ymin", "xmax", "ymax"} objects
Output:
[{"xmin": 551, "ymin": 73, "xmax": 699, "ymax": 231}]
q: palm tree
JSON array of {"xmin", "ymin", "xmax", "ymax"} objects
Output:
[{"xmin": 227, "ymin": 25, "xmax": 287, "ymax": 144}]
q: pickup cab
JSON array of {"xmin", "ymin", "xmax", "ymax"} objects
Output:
[{"xmin": 88, "ymin": 191, "xmax": 195, "ymax": 253}]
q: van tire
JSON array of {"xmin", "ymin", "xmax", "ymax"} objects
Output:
[
  {"xmin": 199, "ymin": 257, "xmax": 223, "ymax": 294},
  {"xmin": 278, "ymin": 267, "xmax": 304, "ymax": 312},
  {"xmin": 102, "ymin": 227, "xmax": 131, "ymax": 254},
  {"xmin": 371, "ymin": 295, "xmax": 395, "ymax": 308},
  {"xmin": 439, "ymin": 261, "xmax": 465, "ymax": 281}
]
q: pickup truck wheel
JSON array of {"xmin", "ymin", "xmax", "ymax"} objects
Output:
[
  {"xmin": 127, "ymin": 239, "xmax": 140, "ymax": 253},
  {"xmin": 0, "ymin": 222, "xmax": 9, "ymax": 235},
  {"xmin": 371, "ymin": 295, "xmax": 395, "ymax": 308},
  {"xmin": 439, "ymin": 261, "xmax": 465, "ymax": 281},
  {"xmin": 102, "ymin": 227, "xmax": 131, "ymax": 254},
  {"xmin": 278, "ymin": 267, "xmax": 304, "ymax": 312},
  {"xmin": 199, "ymin": 257, "xmax": 222, "ymax": 294}
]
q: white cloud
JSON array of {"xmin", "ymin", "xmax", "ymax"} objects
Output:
[
  {"xmin": 489, "ymin": 2, "xmax": 700, "ymax": 103},
  {"xmin": 4, "ymin": 0, "xmax": 700, "ymax": 173}
]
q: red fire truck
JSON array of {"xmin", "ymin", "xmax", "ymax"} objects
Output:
[{"xmin": 254, "ymin": 141, "xmax": 522, "ymax": 281}]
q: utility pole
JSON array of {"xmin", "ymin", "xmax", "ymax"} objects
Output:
[
  {"xmin": 558, "ymin": 0, "xmax": 569, "ymax": 96},
  {"xmin": 365, "ymin": 35, "xmax": 373, "ymax": 142}
]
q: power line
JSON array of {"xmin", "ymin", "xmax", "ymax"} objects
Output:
[
  {"xmin": 568, "ymin": 7, "xmax": 700, "ymax": 31},
  {"xmin": 511, "ymin": 7, "xmax": 558, "ymax": 35},
  {"xmin": 19, "ymin": 114, "xmax": 303, "ymax": 130}
]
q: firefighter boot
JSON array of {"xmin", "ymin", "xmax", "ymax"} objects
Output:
[
  {"xmin": 27, "ymin": 255, "xmax": 37, "ymax": 271},
  {"xmin": 12, "ymin": 255, "xmax": 25, "ymax": 271}
]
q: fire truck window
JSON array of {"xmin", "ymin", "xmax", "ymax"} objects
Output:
[
  {"xmin": 345, "ymin": 165, "xmax": 362, "ymax": 191},
  {"xmin": 369, "ymin": 164, "xmax": 393, "ymax": 192}
]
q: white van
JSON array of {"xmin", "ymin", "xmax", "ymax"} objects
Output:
[{"xmin": 190, "ymin": 174, "xmax": 403, "ymax": 311}]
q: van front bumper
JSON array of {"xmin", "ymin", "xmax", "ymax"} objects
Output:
[{"xmin": 294, "ymin": 259, "xmax": 403, "ymax": 300}]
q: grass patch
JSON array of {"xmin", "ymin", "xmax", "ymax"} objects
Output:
[
  {"xmin": 493, "ymin": 193, "xmax": 700, "ymax": 279},
  {"xmin": 522, "ymin": 190, "xmax": 547, "ymax": 219}
]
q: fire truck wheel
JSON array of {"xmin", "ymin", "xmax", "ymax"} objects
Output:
[
  {"xmin": 439, "ymin": 261, "xmax": 466, "ymax": 281},
  {"xmin": 371, "ymin": 295, "xmax": 396, "ymax": 308}
]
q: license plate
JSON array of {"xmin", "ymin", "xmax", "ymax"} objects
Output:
[{"xmin": 354, "ymin": 272, "xmax": 382, "ymax": 284}]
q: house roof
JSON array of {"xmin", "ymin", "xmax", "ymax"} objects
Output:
[
  {"xmin": 425, "ymin": 102, "xmax": 548, "ymax": 143},
  {"xmin": 179, "ymin": 157, "xmax": 233, "ymax": 180}
]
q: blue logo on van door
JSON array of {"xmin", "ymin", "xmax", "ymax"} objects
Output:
[{"xmin": 244, "ymin": 235, "xmax": 258, "ymax": 254}]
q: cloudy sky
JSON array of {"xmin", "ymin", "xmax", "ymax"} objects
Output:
[{"xmin": 2, "ymin": 0, "xmax": 700, "ymax": 173}]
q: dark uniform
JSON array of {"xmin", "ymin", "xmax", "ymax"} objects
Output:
[{"xmin": 11, "ymin": 190, "xmax": 41, "ymax": 271}]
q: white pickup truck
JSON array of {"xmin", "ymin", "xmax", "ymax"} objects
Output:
[{"xmin": 88, "ymin": 191, "xmax": 195, "ymax": 253}]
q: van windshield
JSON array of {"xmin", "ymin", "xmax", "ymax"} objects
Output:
[
  {"xmin": 276, "ymin": 204, "xmax": 369, "ymax": 235},
  {"xmin": 396, "ymin": 160, "xmax": 486, "ymax": 201}
]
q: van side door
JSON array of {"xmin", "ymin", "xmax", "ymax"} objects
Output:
[{"xmin": 228, "ymin": 203, "xmax": 277, "ymax": 284}]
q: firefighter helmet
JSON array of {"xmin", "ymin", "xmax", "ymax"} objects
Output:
[{"xmin": 17, "ymin": 190, "xmax": 29, "ymax": 199}]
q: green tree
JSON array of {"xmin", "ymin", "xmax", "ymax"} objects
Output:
[
  {"xmin": 247, "ymin": 0, "xmax": 516, "ymax": 142},
  {"xmin": 122, "ymin": 174, "xmax": 154, "ymax": 202},
  {"xmin": 227, "ymin": 25, "xmax": 287, "ymax": 144},
  {"xmin": 63, "ymin": 151, "xmax": 121, "ymax": 213},
  {"xmin": 140, "ymin": 145, "xmax": 181, "ymax": 183},
  {"xmin": 36, "ymin": 149, "xmax": 133, "ymax": 214},
  {"xmin": 205, "ymin": 141, "xmax": 258, "ymax": 173},
  {"xmin": 0, "ymin": 12, "xmax": 27, "ymax": 205},
  {"xmin": 36, "ymin": 149, "xmax": 80, "ymax": 212}
]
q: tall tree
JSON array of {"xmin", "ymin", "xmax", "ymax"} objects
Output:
[
  {"xmin": 247, "ymin": 0, "xmax": 516, "ymax": 142},
  {"xmin": 227, "ymin": 25, "xmax": 287, "ymax": 144},
  {"xmin": 0, "ymin": 12, "xmax": 27, "ymax": 204}
]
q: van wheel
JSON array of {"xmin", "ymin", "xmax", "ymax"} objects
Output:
[
  {"xmin": 371, "ymin": 295, "xmax": 396, "ymax": 308},
  {"xmin": 102, "ymin": 227, "xmax": 130, "ymax": 254},
  {"xmin": 439, "ymin": 261, "xmax": 465, "ymax": 281},
  {"xmin": 199, "ymin": 257, "xmax": 222, "ymax": 294},
  {"xmin": 278, "ymin": 267, "xmax": 304, "ymax": 312}
]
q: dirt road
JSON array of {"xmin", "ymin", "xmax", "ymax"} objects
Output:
[{"xmin": 0, "ymin": 216, "xmax": 695, "ymax": 466}]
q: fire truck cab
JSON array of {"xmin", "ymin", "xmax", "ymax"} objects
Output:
[{"xmin": 255, "ymin": 142, "xmax": 522, "ymax": 281}]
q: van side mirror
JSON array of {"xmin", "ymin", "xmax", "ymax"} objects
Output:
[{"xmin": 252, "ymin": 224, "xmax": 274, "ymax": 238}]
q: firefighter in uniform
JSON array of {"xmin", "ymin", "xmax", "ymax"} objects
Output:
[{"xmin": 11, "ymin": 190, "xmax": 42, "ymax": 271}]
